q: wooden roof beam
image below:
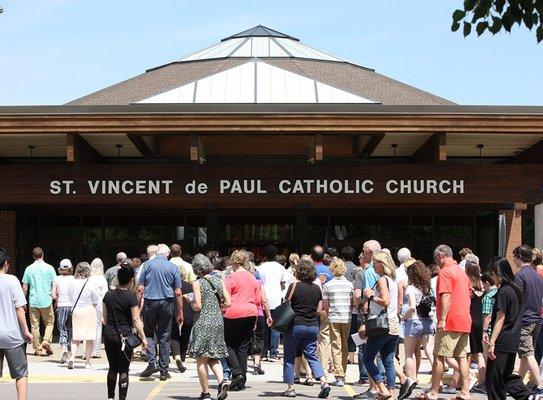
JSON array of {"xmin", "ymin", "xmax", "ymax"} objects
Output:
[
  {"xmin": 412, "ymin": 132, "xmax": 447, "ymax": 163},
  {"xmin": 66, "ymin": 133, "xmax": 103, "ymax": 163},
  {"xmin": 127, "ymin": 134, "xmax": 155, "ymax": 159},
  {"xmin": 513, "ymin": 139, "xmax": 543, "ymax": 164},
  {"xmin": 357, "ymin": 133, "xmax": 384, "ymax": 158},
  {"xmin": 307, "ymin": 133, "xmax": 323, "ymax": 164},
  {"xmin": 189, "ymin": 134, "xmax": 206, "ymax": 164}
]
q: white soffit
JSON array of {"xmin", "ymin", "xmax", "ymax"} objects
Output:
[{"xmin": 138, "ymin": 60, "xmax": 373, "ymax": 104}]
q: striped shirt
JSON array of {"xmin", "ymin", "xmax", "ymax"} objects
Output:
[
  {"xmin": 323, "ymin": 276, "xmax": 354, "ymax": 323},
  {"xmin": 482, "ymin": 287, "xmax": 498, "ymax": 316}
]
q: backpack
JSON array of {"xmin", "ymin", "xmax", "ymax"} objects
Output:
[{"xmin": 416, "ymin": 290, "xmax": 435, "ymax": 318}]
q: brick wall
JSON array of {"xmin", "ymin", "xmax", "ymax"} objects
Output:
[
  {"xmin": 0, "ymin": 210, "xmax": 17, "ymax": 273},
  {"xmin": 500, "ymin": 209, "xmax": 522, "ymax": 271}
]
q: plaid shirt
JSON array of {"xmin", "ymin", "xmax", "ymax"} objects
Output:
[{"xmin": 482, "ymin": 287, "xmax": 498, "ymax": 316}]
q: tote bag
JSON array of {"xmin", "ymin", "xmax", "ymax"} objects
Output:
[{"xmin": 271, "ymin": 282, "xmax": 298, "ymax": 333}]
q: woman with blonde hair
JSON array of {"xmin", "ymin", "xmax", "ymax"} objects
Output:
[
  {"xmin": 68, "ymin": 262, "xmax": 100, "ymax": 369},
  {"xmin": 322, "ymin": 258, "xmax": 353, "ymax": 387},
  {"xmin": 224, "ymin": 250, "xmax": 262, "ymax": 391},
  {"xmin": 90, "ymin": 258, "xmax": 108, "ymax": 358},
  {"xmin": 355, "ymin": 251, "xmax": 399, "ymax": 400}
]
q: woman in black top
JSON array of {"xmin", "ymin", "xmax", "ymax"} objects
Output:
[
  {"xmin": 485, "ymin": 257, "xmax": 533, "ymax": 400},
  {"xmin": 281, "ymin": 259, "xmax": 331, "ymax": 399},
  {"xmin": 103, "ymin": 261, "xmax": 147, "ymax": 400},
  {"xmin": 465, "ymin": 261, "xmax": 485, "ymax": 390}
]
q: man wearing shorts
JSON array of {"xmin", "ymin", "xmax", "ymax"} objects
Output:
[
  {"xmin": 514, "ymin": 244, "xmax": 543, "ymax": 393},
  {"xmin": 420, "ymin": 244, "xmax": 471, "ymax": 400},
  {"xmin": 0, "ymin": 247, "xmax": 33, "ymax": 400}
]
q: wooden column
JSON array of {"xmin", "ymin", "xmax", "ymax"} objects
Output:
[
  {"xmin": 66, "ymin": 133, "xmax": 103, "ymax": 163},
  {"xmin": 190, "ymin": 134, "xmax": 206, "ymax": 164},
  {"xmin": 308, "ymin": 133, "xmax": 323, "ymax": 164},
  {"xmin": 412, "ymin": 132, "xmax": 447, "ymax": 163}
]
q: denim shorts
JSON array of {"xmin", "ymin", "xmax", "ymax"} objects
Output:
[
  {"xmin": 0, "ymin": 344, "xmax": 28, "ymax": 379},
  {"xmin": 403, "ymin": 318, "xmax": 435, "ymax": 338}
]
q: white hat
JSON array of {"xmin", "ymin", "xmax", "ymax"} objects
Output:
[{"xmin": 59, "ymin": 259, "xmax": 72, "ymax": 269}]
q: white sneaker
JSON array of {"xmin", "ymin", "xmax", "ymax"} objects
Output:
[{"xmin": 85, "ymin": 363, "xmax": 93, "ymax": 369}]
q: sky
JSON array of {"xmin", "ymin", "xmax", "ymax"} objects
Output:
[{"xmin": 0, "ymin": 0, "xmax": 542, "ymax": 106}]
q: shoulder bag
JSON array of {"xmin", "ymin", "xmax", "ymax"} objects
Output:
[
  {"xmin": 272, "ymin": 282, "xmax": 298, "ymax": 333},
  {"xmin": 109, "ymin": 290, "xmax": 142, "ymax": 352},
  {"xmin": 365, "ymin": 279, "xmax": 390, "ymax": 338},
  {"xmin": 203, "ymin": 276, "xmax": 227, "ymax": 307},
  {"xmin": 66, "ymin": 279, "xmax": 88, "ymax": 329}
]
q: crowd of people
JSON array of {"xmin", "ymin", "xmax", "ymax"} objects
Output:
[{"xmin": 1, "ymin": 241, "xmax": 543, "ymax": 400}]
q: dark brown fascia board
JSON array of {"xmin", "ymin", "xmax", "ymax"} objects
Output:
[{"xmin": 2, "ymin": 104, "xmax": 543, "ymax": 115}]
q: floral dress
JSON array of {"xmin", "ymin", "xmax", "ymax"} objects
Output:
[{"xmin": 188, "ymin": 276, "xmax": 228, "ymax": 359}]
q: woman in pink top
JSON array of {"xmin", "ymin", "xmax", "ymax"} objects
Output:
[{"xmin": 224, "ymin": 250, "xmax": 261, "ymax": 391}]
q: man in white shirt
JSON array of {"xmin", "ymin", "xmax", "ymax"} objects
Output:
[
  {"xmin": 256, "ymin": 245, "xmax": 285, "ymax": 360},
  {"xmin": 136, "ymin": 245, "xmax": 157, "ymax": 284},
  {"xmin": 169, "ymin": 244, "xmax": 196, "ymax": 282},
  {"xmin": 0, "ymin": 247, "xmax": 33, "ymax": 400}
]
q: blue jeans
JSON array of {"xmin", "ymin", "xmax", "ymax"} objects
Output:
[
  {"xmin": 283, "ymin": 324, "xmax": 325, "ymax": 385},
  {"xmin": 220, "ymin": 358, "xmax": 231, "ymax": 379},
  {"xmin": 363, "ymin": 334, "xmax": 398, "ymax": 389},
  {"xmin": 264, "ymin": 308, "xmax": 280, "ymax": 357},
  {"xmin": 143, "ymin": 299, "xmax": 173, "ymax": 372}
]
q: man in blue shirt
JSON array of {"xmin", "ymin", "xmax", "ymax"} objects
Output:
[
  {"xmin": 138, "ymin": 244, "xmax": 183, "ymax": 380},
  {"xmin": 313, "ymin": 245, "xmax": 333, "ymax": 284},
  {"xmin": 514, "ymin": 244, "xmax": 543, "ymax": 393}
]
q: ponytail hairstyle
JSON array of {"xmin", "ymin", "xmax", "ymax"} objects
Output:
[{"xmin": 489, "ymin": 257, "xmax": 522, "ymax": 303}]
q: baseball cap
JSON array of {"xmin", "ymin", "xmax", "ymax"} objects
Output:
[{"xmin": 59, "ymin": 259, "xmax": 73, "ymax": 269}]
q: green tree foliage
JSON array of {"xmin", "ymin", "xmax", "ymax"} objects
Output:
[{"xmin": 452, "ymin": 0, "xmax": 543, "ymax": 42}]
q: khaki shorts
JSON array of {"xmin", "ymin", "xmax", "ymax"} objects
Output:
[
  {"xmin": 518, "ymin": 323, "xmax": 541, "ymax": 358},
  {"xmin": 433, "ymin": 331, "xmax": 469, "ymax": 358}
]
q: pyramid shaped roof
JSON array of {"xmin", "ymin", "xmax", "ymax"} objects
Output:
[{"xmin": 68, "ymin": 26, "xmax": 454, "ymax": 106}]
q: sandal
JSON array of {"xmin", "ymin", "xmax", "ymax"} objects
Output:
[
  {"xmin": 416, "ymin": 392, "xmax": 439, "ymax": 400},
  {"xmin": 304, "ymin": 378, "xmax": 315, "ymax": 386},
  {"xmin": 281, "ymin": 389, "xmax": 296, "ymax": 398}
]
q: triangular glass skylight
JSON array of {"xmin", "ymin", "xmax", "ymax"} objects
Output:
[
  {"xmin": 177, "ymin": 26, "xmax": 345, "ymax": 63},
  {"xmin": 138, "ymin": 60, "xmax": 373, "ymax": 104}
]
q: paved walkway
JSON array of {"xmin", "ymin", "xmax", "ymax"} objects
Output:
[{"xmin": 0, "ymin": 344, "xmax": 489, "ymax": 399}]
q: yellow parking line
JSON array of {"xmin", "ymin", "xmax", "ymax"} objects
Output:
[
  {"xmin": 144, "ymin": 381, "xmax": 168, "ymax": 400},
  {"xmin": 344, "ymin": 384, "xmax": 356, "ymax": 397}
]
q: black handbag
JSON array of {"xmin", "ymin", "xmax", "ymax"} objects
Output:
[
  {"xmin": 66, "ymin": 279, "xmax": 88, "ymax": 329},
  {"xmin": 110, "ymin": 292, "xmax": 143, "ymax": 352},
  {"xmin": 272, "ymin": 282, "xmax": 297, "ymax": 333},
  {"xmin": 248, "ymin": 333, "xmax": 261, "ymax": 356},
  {"xmin": 364, "ymin": 280, "xmax": 390, "ymax": 338}
]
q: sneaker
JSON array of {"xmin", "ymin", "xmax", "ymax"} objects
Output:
[
  {"xmin": 60, "ymin": 351, "xmax": 69, "ymax": 364},
  {"xmin": 218, "ymin": 379, "xmax": 230, "ymax": 400},
  {"xmin": 85, "ymin": 363, "xmax": 93, "ymax": 369},
  {"xmin": 318, "ymin": 383, "xmax": 331, "ymax": 399},
  {"xmin": 176, "ymin": 359, "xmax": 187, "ymax": 373},
  {"xmin": 67, "ymin": 360, "xmax": 74, "ymax": 370},
  {"xmin": 229, "ymin": 375, "xmax": 244, "ymax": 391},
  {"xmin": 199, "ymin": 393, "xmax": 211, "ymax": 400},
  {"xmin": 470, "ymin": 382, "xmax": 487, "ymax": 394},
  {"xmin": 398, "ymin": 378, "xmax": 416, "ymax": 400},
  {"xmin": 140, "ymin": 363, "xmax": 159, "ymax": 378},
  {"xmin": 254, "ymin": 365, "xmax": 265, "ymax": 375},
  {"xmin": 281, "ymin": 389, "xmax": 296, "ymax": 398},
  {"xmin": 160, "ymin": 371, "xmax": 171, "ymax": 381},
  {"xmin": 333, "ymin": 379, "xmax": 344, "ymax": 387},
  {"xmin": 353, "ymin": 389, "xmax": 379, "ymax": 399}
]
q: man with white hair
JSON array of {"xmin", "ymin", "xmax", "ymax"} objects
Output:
[
  {"xmin": 104, "ymin": 251, "xmax": 127, "ymax": 289},
  {"xmin": 136, "ymin": 245, "xmax": 158, "ymax": 284},
  {"xmin": 138, "ymin": 243, "xmax": 183, "ymax": 380}
]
